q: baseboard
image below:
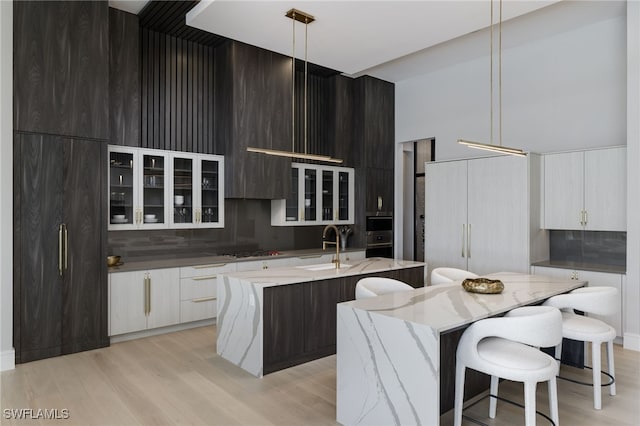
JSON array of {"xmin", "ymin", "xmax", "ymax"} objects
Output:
[
  {"xmin": 623, "ymin": 332, "xmax": 640, "ymax": 351},
  {"xmin": 110, "ymin": 319, "xmax": 215, "ymax": 344},
  {"xmin": 1, "ymin": 348, "xmax": 15, "ymax": 371}
]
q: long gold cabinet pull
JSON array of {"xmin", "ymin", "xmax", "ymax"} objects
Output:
[
  {"xmin": 63, "ymin": 224, "xmax": 68, "ymax": 271},
  {"xmin": 467, "ymin": 224, "xmax": 471, "ymax": 258},
  {"xmin": 461, "ymin": 224, "xmax": 465, "ymax": 258},
  {"xmin": 58, "ymin": 224, "xmax": 64, "ymax": 276},
  {"xmin": 147, "ymin": 274, "xmax": 151, "ymax": 315},
  {"xmin": 143, "ymin": 273, "xmax": 151, "ymax": 316}
]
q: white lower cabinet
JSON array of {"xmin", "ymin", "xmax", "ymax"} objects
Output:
[
  {"xmin": 109, "ymin": 268, "xmax": 180, "ymax": 336},
  {"xmin": 531, "ymin": 266, "xmax": 624, "ymax": 338},
  {"xmin": 179, "ymin": 262, "xmax": 236, "ymax": 323}
]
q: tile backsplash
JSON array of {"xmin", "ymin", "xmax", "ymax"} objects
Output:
[
  {"xmin": 108, "ymin": 199, "xmax": 339, "ymax": 260},
  {"xmin": 549, "ymin": 230, "xmax": 626, "ymax": 267}
]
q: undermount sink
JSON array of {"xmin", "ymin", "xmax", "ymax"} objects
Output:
[{"xmin": 297, "ymin": 263, "xmax": 352, "ymax": 271}]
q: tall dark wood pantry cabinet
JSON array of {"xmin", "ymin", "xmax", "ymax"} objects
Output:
[{"xmin": 14, "ymin": 134, "xmax": 108, "ymax": 363}]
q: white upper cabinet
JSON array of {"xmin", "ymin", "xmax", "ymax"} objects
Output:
[
  {"xmin": 543, "ymin": 147, "xmax": 626, "ymax": 231},
  {"xmin": 271, "ymin": 163, "xmax": 355, "ymax": 226},
  {"xmin": 108, "ymin": 146, "xmax": 224, "ymax": 230}
]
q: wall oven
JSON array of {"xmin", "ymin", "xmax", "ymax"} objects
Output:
[{"xmin": 366, "ymin": 216, "xmax": 393, "ymax": 258}]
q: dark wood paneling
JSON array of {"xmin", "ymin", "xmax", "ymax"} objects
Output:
[
  {"xmin": 263, "ymin": 267, "xmax": 424, "ymax": 374},
  {"xmin": 139, "ymin": 0, "xmax": 227, "ymax": 47},
  {"xmin": 365, "ymin": 168, "xmax": 394, "ymax": 215},
  {"xmin": 263, "ymin": 284, "xmax": 305, "ymax": 369},
  {"xmin": 14, "ymin": 133, "xmax": 108, "ymax": 363},
  {"xmin": 61, "ymin": 139, "xmax": 108, "ymax": 354},
  {"xmin": 141, "ymin": 28, "xmax": 215, "ymax": 153},
  {"xmin": 109, "ymin": 8, "xmax": 140, "ymax": 146},
  {"xmin": 362, "ymin": 76, "xmax": 395, "ymax": 170},
  {"xmin": 13, "ymin": 1, "xmax": 109, "ymax": 140},
  {"xmin": 16, "ymin": 134, "xmax": 64, "ymax": 363}
]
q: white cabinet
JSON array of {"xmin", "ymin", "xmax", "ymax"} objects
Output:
[
  {"xmin": 271, "ymin": 163, "xmax": 355, "ymax": 226},
  {"xmin": 531, "ymin": 266, "xmax": 624, "ymax": 338},
  {"xmin": 179, "ymin": 262, "xmax": 235, "ymax": 323},
  {"xmin": 425, "ymin": 155, "xmax": 545, "ymax": 278},
  {"xmin": 543, "ymin": 147, "xmax": 626, "ymax": 231},
  {"xmin": 108, "ymin": 146, "xmax": 224, "ymax": 230},
  {"xmin": 169, "ymin": 152, "xmax": 224, "ymax": 229},
  {"xmin": 109, "ymin": 268, "xmax": 180, "ymax": 336},
  {"xmin": 109, "ymin": 147, "xmax": 170, "ymax": 230}
]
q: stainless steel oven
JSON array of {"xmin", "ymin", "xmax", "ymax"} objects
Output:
[{"xmin": 366, "ymin": 216, "xmax": 393, "ymax": 258}]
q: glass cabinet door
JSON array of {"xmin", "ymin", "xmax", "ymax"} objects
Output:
[
  {"xmin": 338, "ymin": 171, "xmax": 350, "ymax": 221},
  {"xmin": 142, "ymin": 152, "xmax": 166, "ymax": 226},
  {"xmin": 109, "ymin": 150, "xmax": 135, "ymax": 226},
  {"xmin": 303, "ymin": 168, "xmax": 317, "ymax": 222},
  {"xmin": 322, "ymin": 170, "xmax": 334, "ymax": 221},
  {"xmin": 200, "ymin": 158, "xmax": 219, "ymax": 224},
  {"xmin": 285, "ymin": 167, "xmax": 299, "ymax": 222},
  {"xmin": 172, "ymin": 156, "xmax": 194, "ymax": 225}
]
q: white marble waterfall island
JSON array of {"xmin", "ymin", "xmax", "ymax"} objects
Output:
[
  {"xmin": 336, "ymin": 273, "xmax": 586, "ymax": 426},
  {"xmin": 216, "ymin": 257, "xmax": 425, "ymax": 377}
]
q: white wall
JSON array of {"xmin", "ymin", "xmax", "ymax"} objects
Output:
[
  {"xmin": 625, "ymin": 0, "xmax": 640, "ymax": 351},
  {"xmin": 0, "ymin": 0, "xmax": 14, "ymax": 370},
  {"xmin": 396, "ymin": 1, "xmax": 626, "ymax": 160}
]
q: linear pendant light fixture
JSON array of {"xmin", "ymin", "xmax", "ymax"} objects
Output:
[
  {"xmin": 458, "ymin": 0, "xmax": 527, "ymax": 157},
  {"xmin": 247, "ymin": 9, "xmax": 343, "ymax": 164}
]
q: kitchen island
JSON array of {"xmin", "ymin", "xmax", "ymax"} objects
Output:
[
  {"xmin": 336, "ymin": 272, "xmax": 586, "ymax": 425},
  {"xmin": 217, "ymin": 257, "xmax": 425, "ymax": 377}
]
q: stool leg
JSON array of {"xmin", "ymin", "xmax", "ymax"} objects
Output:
[
  {"xmin": 454, "ymin": 362, "xmax": 466, "ymax": 426},
  {"xmin": 489, "ymin": 375, "xmax": 499, "ymax": 419},
  {"xmin": 555, "ymin": 340, "xmax": 563, "ymax": 369},
  {"xmin": 607, "ymin": 339, "xmax": 616, "ymax": 396},
  {"xmin": 548, "ymin": 376, "xmax": 559, "ymax": 426},
  {"xmin": 524, "ymin": 381, "xmax": 537, "ymax": 426},
  {"xmin": 592, "ymin": 341, "xmax": 602, "ymax": 410}
]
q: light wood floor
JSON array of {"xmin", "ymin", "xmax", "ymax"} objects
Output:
[{"xmin": 1, "ymin": 325, "xmax": 639, "ymax": 425}]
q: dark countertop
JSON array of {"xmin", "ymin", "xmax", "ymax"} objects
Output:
[
  {"xmin": 531, "ymin": 260, "xmax": 626, "ymax": 275},
  {"xmin": 108, "ymin": 247, "xmax": 367, "ymax": 273}
]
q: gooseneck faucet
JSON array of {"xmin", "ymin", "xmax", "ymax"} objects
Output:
[{"xmin": 322, "ymin": 224, "xmax": 341, "ymax": 269}]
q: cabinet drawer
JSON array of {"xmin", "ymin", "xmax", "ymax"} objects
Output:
[
  {"xmin": 180, "ymin": 262, "xmax": 235, "ymax": 278},
  {"xmin": 180, "ymin": 298, "xmax": 217, "ymax": 323},
  {"xmin": 180, "ymin": 276, "xmax": 217, "ymax": 301}
]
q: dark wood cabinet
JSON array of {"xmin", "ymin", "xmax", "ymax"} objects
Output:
[
  {"xmin": 262, "ymin": 266, "xmax": 424, "ymax": 374},
  {"xmin": 215, "ymin": 41, "xmax": 292, "ymax": 199},
  {"xmin": 14, "ymin": 133, "xmax": 108, "ymax": 363},
  {"xmin": 13, "ymin": 1, "xmax": 109, "ymax": 140},
  {"xmin": 109, "ymin": 8, "xmax": 140, "ymax": 147},
  {"xmin": 365, "ymin": 168, "xmax": 394, "ymax": 215}
]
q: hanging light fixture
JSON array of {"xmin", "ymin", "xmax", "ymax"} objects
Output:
[
  {"xmin": 247, "ymin": 8, "xmax": 343, "ymax": 164},
  {"xmin": 458, "ymin": 0, "xmax": 527, "ymax": 157}
]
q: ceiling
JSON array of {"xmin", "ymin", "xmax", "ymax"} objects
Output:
[{"xmin": 110, "ymin": 0, "xmax": 561, "ymax": 82}]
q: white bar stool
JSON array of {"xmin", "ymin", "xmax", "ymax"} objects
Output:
[
  {"xmin": 454, "ymin": 306, "xmax": 562, "ymax": 426},
  {"xmin": 355, "ymin": 277, "xmax": 413, "ymax": 299},
  {"xmin": 430, "ymin": 267, "xmax": 478, "ymax": 285},
  {"xmin": 543, "ymin": 286, "xmax": 618, "ymax": 410}
]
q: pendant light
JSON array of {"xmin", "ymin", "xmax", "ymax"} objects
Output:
[
  {"xmin": 247, "ymin": 9, "xmax": 343, "ymax": 164},
  {"xmin": 458, "ymin": 0, "xmax": 527, "ymax": 157}
]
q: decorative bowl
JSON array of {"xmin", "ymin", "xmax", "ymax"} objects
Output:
[
  {"xmin": 107, "ymin": 255, "xmax": 121, "ymax": 267},
  {"xmin": 174, "ymin": 195, "xmax": 184, "ymax": 205},
  {"xmin": 462, "ymin": 278, "xmax": 504, "ymax": 294}
]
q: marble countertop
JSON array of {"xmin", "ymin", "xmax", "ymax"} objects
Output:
[
  {"xmin": 532, "ymin": 260, "xmax": 626, "ymax": 274},
  {"xmin": 219, "ymin": 257, "xmax": 425, "ymax": 288},
  {"xmin": 340, "ymin": 272, "xmax": 585, "ymax": 333},
  {"xmin": 108, "ymin": 247, "xmax": 366, "ymax": 273}
]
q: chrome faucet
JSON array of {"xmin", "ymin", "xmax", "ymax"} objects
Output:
[{"xmin": 322, "ymin": 224, "xmax": 341, "ymax": 269}]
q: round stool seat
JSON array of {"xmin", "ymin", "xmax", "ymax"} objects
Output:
[
  {"xmin": 561, "ymin": 313, "xmax": 616, "ymax": 343},
  {"xmin": 477, "ymin": 337, "xmax": 558, "ymax": 382}
]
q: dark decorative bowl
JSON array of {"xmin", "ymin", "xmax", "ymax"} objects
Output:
[{"xmin": 462, "ymin": 278, "xmax": 504, "ymax": 294}]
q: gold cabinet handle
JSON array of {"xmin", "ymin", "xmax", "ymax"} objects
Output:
[
  {"xmin": 147, "ymin": 275, "xmax": 151, "ymax": 315},
  {"xmin": 63, "ymin": 224, "xmax": 68, "ymax": 271},
  {"xmin": 461, "ymin": 224, "xmax": 465, "ymax": 258},
  {"xmin": 192, "ymin": 275, "xmax": 217, "ymax": 281},
  {"xmin": 58, "ymin": 224, "xmax": 64, "ymax": 276},
  {"xmin": 584, "ymin": 210, "xmax": 588, "ymax": 227},
  {"xmin": 194, "ymin": 263, "xmax": 227, "ymax": 269},
  {"xmin": 192, "ymin": 296, "xmax": 216, "ymax": 303}
]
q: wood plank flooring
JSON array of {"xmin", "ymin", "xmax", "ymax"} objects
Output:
[{"xmin": 2, "ymin": 325, "xmax": 639, "ymax": 425}]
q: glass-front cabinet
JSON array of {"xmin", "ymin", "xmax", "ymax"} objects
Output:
[
  {"xmin": 272, "ymin": 163, "xmax": 354, "ymax": 226},
  {"xmin": 108, "ymin": 146, "xmax": 224, "ymax": 230},
  {"xmin": 170, "ymin": 152, "xmax": 224, "ymax": 229}
]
